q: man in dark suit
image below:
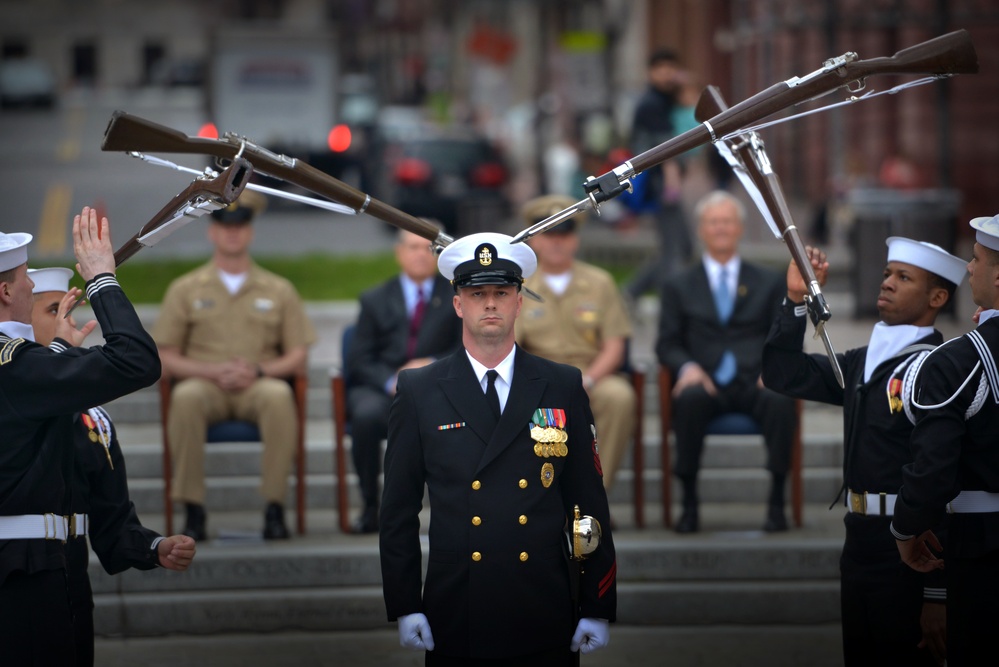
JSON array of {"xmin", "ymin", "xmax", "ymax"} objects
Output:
[
  {"xmin": 656, "ymin": 190, "xmax": 796, "ymax": 533},
  {"xmin": 380, "ymin": 232, "xmax": 616, "ymax": 665},
  {"xmin": 346, "ymin": 228, "xmax": 462, "ymax": 533}
]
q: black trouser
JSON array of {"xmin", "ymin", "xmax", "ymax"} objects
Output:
[
  {"xmin": 0, "ymin": 568, "xmax": 77, "ymax": 666},
  {"xmin": 426, "ymin": 647, "xmax": 573, "ymax": 667},
  {"xmin": 67, "ymin": 538, "xmax": 95, "ymax": 667},
  {"xmin": 672, "ymin": 381, "xmax": 796, "ymax": 481},
  {"xmin": 347, "ymin": 385, "xmax": 392, "ymax": 511},
  {"xmin": 948, "ymin": 550, "xmax": 999, "ymax": 666}
]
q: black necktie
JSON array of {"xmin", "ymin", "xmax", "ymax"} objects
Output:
[{"xmin": 485, "ymin": 370, "xmax": 501, "ymax": 421}]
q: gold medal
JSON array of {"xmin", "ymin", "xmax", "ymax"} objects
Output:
[
  {"xmin": 534, "ymin": 442, "xmax": 542, "ymax": 457},
  {"xmin": 88, "ymin": 431, "xmax": 98, "ymax": 443},
  {"xmin": 558, "ymin": 442, "xmax": 568, "ymax": 457},
  {"xmin": 541, "ymin": 462, "xmax": 554, "ymax": 488},
  {"xmin": 531, "ymin": 425, "xmax": 546, "ymax": 442}
]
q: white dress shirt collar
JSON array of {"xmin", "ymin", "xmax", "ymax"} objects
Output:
[{"xmin": 465, "ymin": 345, "xmax": 517, "ymax": 413}]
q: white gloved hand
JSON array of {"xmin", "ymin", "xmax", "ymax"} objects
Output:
[
  {"xmin": 570, "ymin": 617, "xmax": 609, "ymax": 654},
  {"xmin": 397, "ymin": 612, "xmax": 435, "ymax": 651}
]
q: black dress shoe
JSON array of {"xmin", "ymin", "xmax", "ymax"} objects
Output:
[
  {"xmin": 763, "ymin": 504, "xmax": 789, "ymax": 532},
  {"xmin": 674, "ymin": 505, "xmax": 699, "ymax": 534},
  {"xmin": 349, "ymin": 509, "xmax": 379, "ymax": 535},
  {"xmin": 263, "ymin": 503, "xmax": 290, "ymax": 540},
  {"xmin": 182, "ymin": 503, "xmax": 207, "ymax": 542}
]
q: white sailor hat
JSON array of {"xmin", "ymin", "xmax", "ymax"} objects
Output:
[
  {"xmin": 28, "ymin": 267, "xmax": 74, "ymax": 294},
  {"xmin": 438, "ymin": 232, "xmax": 537, "ymax": 290},
  {"xmin": 969, "ymin": 215, "xmax": 999, "ymax": 252},
  {"xmin": 0, "ymin": 232, "xmax": 32, "ymax": 273},
  {"xmin": 886, "ymin": 236, "xmax": 968, "ymax": 286}
]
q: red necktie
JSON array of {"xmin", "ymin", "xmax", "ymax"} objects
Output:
[{"xmin": 407, "ymin": 286, "xmax": 426, "ymax": 359}]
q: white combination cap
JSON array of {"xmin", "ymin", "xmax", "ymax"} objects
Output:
[
  {"xmin": 886, "ymin": 236, "xmax": 967, "ymax": 286},
  {"xmin": 28, "ymin": 267, "xmax": 74, "ymax": 294},
  {"xmin": 438, "ymin": 232, "xmax": 537, "ymax": 290},
  {"xmin": 969, "ymin": 215, "xmax": 999, "ymax": 252},
  {"xmin": 0, "ymin": 232, "xmax": 32, "ymax": 273}
]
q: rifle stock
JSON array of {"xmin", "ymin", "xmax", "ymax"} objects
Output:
[
  {"xmin": 101, "ymin": 111, "xmax": 454, "ymax": 248},
  {"xmin": 621, "ymin": 30, "xmax": 976, "ymax": 178}
]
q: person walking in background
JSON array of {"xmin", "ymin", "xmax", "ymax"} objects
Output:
[
  {"xmin": 346, "ymin": 227, "xmax": 462, "ymax": 534},
  {"xmin": 625, "ymin": 47, "xmax": 694, "ymax": 300},
  {"xmin": 656, "ymin": 190, "xmax": 795, "ymax": 533},
  {"xmin": 515, "ymin": 194, "xmax": 636, "ymax": 494},
  {"xmin": 763, "ymin": 238, "xmax": 968, "ymax": 666},
  {"xmin": 380, "ymin": 232, "xmax": 616, "ymax": 665},
  {"xmin": 154, "ymin": 191, "xmax": 316, "ymax": 542}
]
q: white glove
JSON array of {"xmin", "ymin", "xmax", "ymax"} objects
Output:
[
  {"xmin": 397, "ymin": 612, "xmax": 435, "ymax": 651},
  {"xmin": 570, "ymin": 617, "xmax": 609, "ymax": 654}
]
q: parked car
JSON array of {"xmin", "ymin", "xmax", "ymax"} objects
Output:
[
  {"xmin": 384, "ymin": 129, "xmax": 511, "ymax": 236},
  {"xmin": 0, "ymin": 58, "xmax": 56, "ymax": 109}
]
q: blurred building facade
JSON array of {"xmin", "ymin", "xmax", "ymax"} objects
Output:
[{"xmin": 1, "ymin": 0, "xmax": 996, "ymax": 226}]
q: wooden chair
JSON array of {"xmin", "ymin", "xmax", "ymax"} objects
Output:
[
  {"xmin": 330, "ymin": 325, "xmax": 356, "ymax": 534},
  {"xmin": 158, "ymin": 372, "xmax": 309, "ymax": 536},
  {"xmin": 656, "ymin": 366, "xmax": 803, "ymax": 528}
]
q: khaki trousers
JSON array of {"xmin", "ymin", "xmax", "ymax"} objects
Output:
[
  {"xmin": 588, "ymin": 373, "xmax": 637, "ymax": 491},
  {"xmin": 168, "ymin": 377, "xmax": 297, "ymax": 505}
]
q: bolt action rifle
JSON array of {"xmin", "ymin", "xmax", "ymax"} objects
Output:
[
  {"xmin": 694, "ymin": 85, "xmax": 846, "ymax": 388},
  {"xmin": 65, "ymin": 156, "xmax": 252, "ymax": 317},
  {"xmin": 100, "ymin": 111, "xmax": 454, "ymax": 251},
  {"xmin": 512, "ymin": 29, "xmax": 977, "ymax": 244}
]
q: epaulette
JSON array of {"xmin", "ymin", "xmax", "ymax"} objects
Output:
[{"xmin": 0, "ymin": 336, "xmax": 26, "ymax": 365}]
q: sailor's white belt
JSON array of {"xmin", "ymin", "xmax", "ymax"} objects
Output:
[
  {"xmin": 847, "ymin": 490, "xmax": 897, "ymax": 516},
  {"xmin": 0, "ymin": 513, "xmax": 89, "ymax": 540},
  {"xmin": 947, "ymin": 490, "xmax": 999, "ymax": 514}
]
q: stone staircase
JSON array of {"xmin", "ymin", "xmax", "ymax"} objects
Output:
[{"xmin": 90, "ymin": 360, "xmax": 848, "ymax": 638}]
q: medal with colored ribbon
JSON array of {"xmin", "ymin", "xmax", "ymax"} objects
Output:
[
  {"xmin": 887, "ymin": 377, "xmax": 904, "ymax": 415},
  {"xmin": 530, "ymin": 408, "xmax": 568, "ymax": 458},
  {"xmin": 82, "ymin": 409, "xmax": 114, "ymax": 469}
]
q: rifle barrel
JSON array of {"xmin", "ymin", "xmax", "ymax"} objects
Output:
[{"xmin": 102, "ymin": 111, "xmax": 453, "ymax": 248}]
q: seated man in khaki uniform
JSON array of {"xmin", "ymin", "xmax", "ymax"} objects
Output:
[
  {"xmin": 515, "ymin": 194, "xmax": 637, "ymax": 492},
  {"xmin": 154, "ymin": 191, "xmax": 316, "ymax": 541}
]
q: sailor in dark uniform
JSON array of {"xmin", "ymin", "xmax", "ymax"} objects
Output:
[
  {"xmin": 763, "ymin": 236, "xmax": 968, "ymax": 666},
  {"xmin": 29, "ymin": 267, "xmax": 196, "ymax": 667},
  {"xmin": 379, "ymin": 232, "xmax": 616, "ymax": 666},
  {"xmin": 0, "ymin": 210, "xmax": 161, "ymax": 665},
  {"xmin": 893, "ymin": 215, "xmax": 999, "ymax": 667}
]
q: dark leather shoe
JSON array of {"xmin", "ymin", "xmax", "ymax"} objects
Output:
[
  {"xmin": 349, "ymin": 508, "xmax": 379, "ymax": 535},
  {"xmin": 263, "ymin": 503, "xmax": 290, "ymax": 540},
  {"xmin": 182, "ymin": 503, "xmax": 207, "ymax": 542},
  {"xmin": 674, "ymin": 505, "xmax": 699, "ymax": 534},
  {"xmin": 763, "ymin": 504, "xmax": 789, "ymax": 532}
]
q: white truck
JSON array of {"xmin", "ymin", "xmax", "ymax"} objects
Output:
[{"xmin": 207, "ymin": 27, "xmax": 354, "ymax": 182}]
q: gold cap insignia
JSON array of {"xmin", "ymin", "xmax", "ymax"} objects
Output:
[{"xmin": 477, "ymin": 244, "xmax": 493, "ymax": 266}]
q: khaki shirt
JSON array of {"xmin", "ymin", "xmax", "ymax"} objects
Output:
[
  {"xmin": 153, "ymin": 262, "xmax": 315, "ymax": 363},
  {"xmin": 516, "ymin": 261, "xmax": 632, "ymax": 371}
]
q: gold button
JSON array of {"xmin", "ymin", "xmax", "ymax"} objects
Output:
[
  {"xmin": 472, "ymin": 551, "xmax": 482, "ymax": 562},
  {"xmin": 472, "ymin": 516, "xmax": 481, "ymax": 526},
  {"xmin": 518, "ymin": 515, "xmax": 528, "ymax": 525},
  {"xmin": 518, "ymin": 479, "xmax": 528, "ymax": 489},
  {"xmin": 472, "ymin": 480, "xmax": 481, "ymax": 490},
  {"xmin": 520, "ymin": 552, "xmax": 529, "ymax": 562}
]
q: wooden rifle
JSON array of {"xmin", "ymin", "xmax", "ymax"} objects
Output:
[
  {"xmin": 695, "ymin": 85, "xmax": 845, "ymax": 388},
  {"xmin": 65, "ymin": 157, "xmax": 252, "ymax": 317},
  {"xmin": 100, "ymin": 112, "xmax": 454, "ymax": 251},
  {"xmin": 512, "ymin": 29, "xmax": 977, "ymax": 243}
]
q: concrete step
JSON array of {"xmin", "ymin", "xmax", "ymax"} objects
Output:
[
  {"xmin": 89, "ymin": 504, "xmax": 845, "ymax": 637},
  {"xmin": 113, "ymin": 417, "xmax": 845, "ymax": 517}
]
